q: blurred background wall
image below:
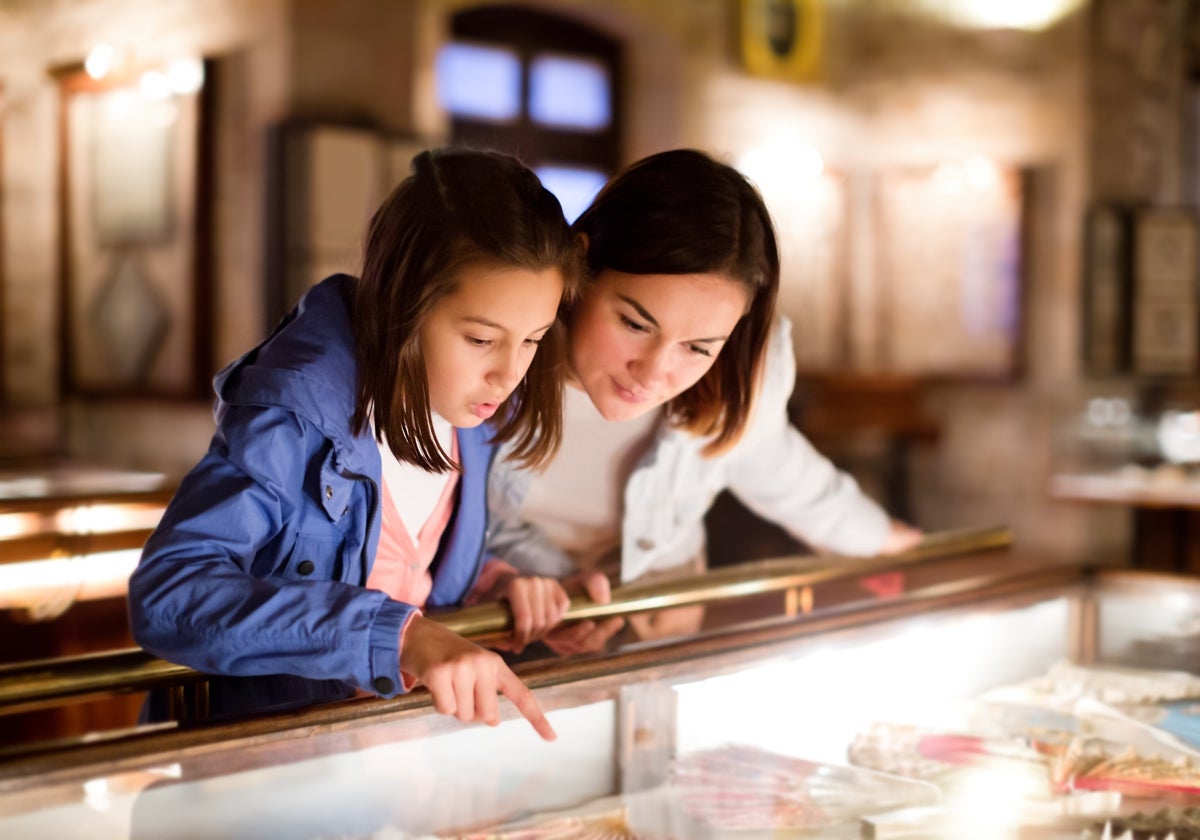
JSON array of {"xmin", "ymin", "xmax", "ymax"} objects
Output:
[{"xmin": 2, "ymin": 0, "xmax": 1199, "ymax": 570}]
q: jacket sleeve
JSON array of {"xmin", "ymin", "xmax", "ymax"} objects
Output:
[
  {"xmin": 485, "ymin": 456, "xmax": 577, "ymax": 578},
  {"xmin": 725, "ymin": 318, "xmax": 891, "ymax": 556},
  {"xmin": 128, "ymin": 405, "xmax": 413, "ymax": 696}
]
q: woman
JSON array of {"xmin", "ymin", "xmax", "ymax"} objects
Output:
[{"xmin": 486, "ymin": 149, "xmax": 921, "ymax": 652}]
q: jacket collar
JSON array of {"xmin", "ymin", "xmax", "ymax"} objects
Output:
[{"xmin": 213, "ymin": 275, "xmax": 374, "ymax": 474}]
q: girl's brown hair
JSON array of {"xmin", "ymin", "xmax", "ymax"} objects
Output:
[
  {"xmin": 352, "ymin": 148, "xmax": 582, "ymax": 472},
  {"xmin": 573, "ymin": 149, "xmax": 780, "ymax": 454}
]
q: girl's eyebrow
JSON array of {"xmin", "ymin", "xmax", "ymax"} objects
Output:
[
  {"xmin": 463, "ymin": 315, "xmax": 556, "ymax": 333},
  {"xmin": 616, "ymin": 295, "xmax": 730, "ymax": 343}
]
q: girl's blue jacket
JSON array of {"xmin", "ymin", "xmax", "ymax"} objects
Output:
[{"xmin": 128, "ymin": 275, "xmax": 495, "ymax": 717}]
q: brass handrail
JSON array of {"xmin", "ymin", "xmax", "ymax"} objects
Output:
[{"xmin": 0, "ymin": 526, "xmax": 1010, "ymax": 715}]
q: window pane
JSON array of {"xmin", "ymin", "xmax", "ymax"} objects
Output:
[
  {"xmin": 436, "ymin": 43, "xmax": 521, "ymax": 121},
  {"xmin": 536, "ymin": 165, "xmax": 608, "ymax": 223},
  {"xmin": 528, "ymin": 54, "xmax": 610, "ymax": 130}
]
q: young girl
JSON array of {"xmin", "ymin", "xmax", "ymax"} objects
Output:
[
  {"xmin": 129, "ymin": 149, "xmax": 581, "ymax": 739},
  {"xmin": 487, "ymin": 149, "xmax": 922, "ymax": 653}
]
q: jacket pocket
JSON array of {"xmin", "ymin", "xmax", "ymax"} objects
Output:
[{"xmin": 280, "ymin": 532, "xmax": 345, "ymax": 582}]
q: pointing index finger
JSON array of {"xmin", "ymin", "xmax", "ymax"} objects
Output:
[{"xmin": 496, "ymin": 667, "xmax": 556, "ymax": 742}]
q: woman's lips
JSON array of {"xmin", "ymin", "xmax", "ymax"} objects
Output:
[
  {"xmin": 612, "ymin": 379, "xmax": 648, "ymax": 404},
  {"xmin": 471, "ymin": 402, "xmax": 499, "ymax": 419}
]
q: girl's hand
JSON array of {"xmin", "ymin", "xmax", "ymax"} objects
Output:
[
  {"xmin": 399, "ymin": 614, "xmax": 556, "ymax": 741},
  {"xmin": 493, "ymin": 573, "xmax": 571, "ymax": 653}
]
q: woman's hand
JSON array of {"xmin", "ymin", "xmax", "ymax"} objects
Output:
[
  {"xmin": 492, "ymin": 573, "xmax": 571, "ymax": 654},
  {"xmin": 543, "ymin": 572, "xmax": 625, "ymax": 656},
  {"xmin": 859, "ymin": 519, "xmax": 923, "ymax": 599},
  {"xmin": 399, "ymin": 614, "xmax": 556, "ymax": 741},
  {"xmin": 878, "ymin": 519, "xmax": 923, "ymax": 555}
]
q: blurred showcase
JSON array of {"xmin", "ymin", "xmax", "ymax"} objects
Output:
[{"xmin": 1053, "ymin": 380, "xmax": 1200, "ymax": 573}]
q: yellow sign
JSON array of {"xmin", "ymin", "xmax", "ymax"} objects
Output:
[{"xmin": 739, "ymin": 0, "xmax": 823, "ymax": 82}]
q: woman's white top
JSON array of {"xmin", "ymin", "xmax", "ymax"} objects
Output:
[{"xmin": 520, "ymin": 385, "xmax": 658, "ymax": 576}]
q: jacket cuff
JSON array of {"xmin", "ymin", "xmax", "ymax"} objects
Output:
[{"xmin": 368, "ymin": 599, "xmax": 417, "ymax": 697}]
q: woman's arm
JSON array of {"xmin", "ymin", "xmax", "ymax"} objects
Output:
[{"xmin": 725, "ymin": 318, "xmax": 901, "ymax": 556}]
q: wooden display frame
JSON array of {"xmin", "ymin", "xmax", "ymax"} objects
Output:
[{"xmin": 55, "ymin": 61, "xmax": 214, "ymax": 399}]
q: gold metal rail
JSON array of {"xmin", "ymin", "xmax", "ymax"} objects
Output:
[{"xmin": 0, "ymin": 526, "xmax": 1010, "ymax": 716}]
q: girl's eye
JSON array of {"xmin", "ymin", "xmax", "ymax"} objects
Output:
[
  {"xmin": 465, "ymin": 336, "xmax": 493, "ymax": 347},
  {"xmin": 688, "ymin": 344, "xmax": 713, "ymax": 358},
  {"xmin": 619, "ymin": 314, "xmax": 649, "ymax": 333}
]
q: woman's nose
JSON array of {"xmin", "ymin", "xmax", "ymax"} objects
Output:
[{"xmin": 631, "ymin": 344, "xmax": 670, "ymax": 389}]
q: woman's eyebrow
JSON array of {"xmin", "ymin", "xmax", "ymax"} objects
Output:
[
  {"xmin": 617, "ymin": 295, "xmax": 729, "ymax": 343},
  {"xmin": 617, "ymin": 295, "xmax": 659, "ymax": 327}
]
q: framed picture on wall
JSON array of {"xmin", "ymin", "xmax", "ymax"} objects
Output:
[
  {"xmin": 1131, "ymin": 207, "xmax": 1199, "ymax": 375},
  {"xmin": 872, "ymin": 162, "xmax": 1027, "ymax": 380},
  {"xmin": 1081, "ymin": 203, "xmax": 1133, "ymax": 376},
  {"xmin": 56, "ymin": 60, "xmax": 214, "ymax": 399}
]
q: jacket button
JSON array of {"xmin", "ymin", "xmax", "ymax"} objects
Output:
[
  {"xmin": 373, "ymin": 676, "xmax": 395, "ymax": 694},
  {"xmin": 325, "ymin": 485, "xmax": 334, "ymax": 499},
  {"xmin": 636, "ymin": 538, "xmax": 655, "ymax": 551},
  {"xmin": 296, "ymin": 560, "xmax": 316, "ymax": 576}
]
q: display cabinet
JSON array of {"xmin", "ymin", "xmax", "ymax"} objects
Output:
[{"xmin": 3, "ymin": 535, "xmax": 1198, "ymax": 838}]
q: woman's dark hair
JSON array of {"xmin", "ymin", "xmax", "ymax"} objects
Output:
[
  {"xmin": 573, "ymin": 149, "xmax": 780, "ymax": 454},
  {"xmin": 352, "ymin": 148, "xmax": 583, "ymax": 472}
]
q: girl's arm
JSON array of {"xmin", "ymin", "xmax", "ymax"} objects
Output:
[{"xmin": 128, "ymin": 406, "xmax": 413, "ymax": 696}]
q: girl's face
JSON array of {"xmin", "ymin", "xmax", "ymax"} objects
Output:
[
  {"xmin": 568, "ymin": 270, "xmax": 749, "ymax": 422},
  {"xmin": 420, "ymin": 263, "xmax": 564, "ymax": 427}
]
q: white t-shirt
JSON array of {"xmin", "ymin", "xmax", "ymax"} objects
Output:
[
  {"xmin": 375, "ymin": 413, "xmax": 456, "ymax": 546},
  {"xmin": 520, "ymin": 385, "xmax": 659, "ymax": 575}
]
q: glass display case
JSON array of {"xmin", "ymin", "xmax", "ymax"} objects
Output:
[{"xmin": 2, "ymin": 558, "xmax": 1198, "ymax": 839}]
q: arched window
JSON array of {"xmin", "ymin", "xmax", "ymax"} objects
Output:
[{"xmin": 436, "ymin": 5, "xmax": 620, "ymax": 221}]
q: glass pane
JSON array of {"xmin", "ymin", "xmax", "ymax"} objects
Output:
[
  {"xmin": 435, "ymin": 42, "xmax": 521, "ymax": 121},
  {"xmin": 528, "ymin": 54, "xmax": 610, "ymax": 130},
  {"xmin": 535, "ymin": 165, "xmax": 608, "ymax": 223}
]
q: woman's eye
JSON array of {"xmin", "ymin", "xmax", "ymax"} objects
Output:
[
  {"xmin": 465, "ymin": 336, "xmax": 492, "ymax": 347},
  {"xmin": 523, "ymin": 337, "xmax": 542, "ymax": 347},
  {"xmin": 688, "ymin": 344, "xmax": 713, "ymax": 358},
  {"xmin": 619, "ymin": 314, "xmax": 648, "ymax": 333}
]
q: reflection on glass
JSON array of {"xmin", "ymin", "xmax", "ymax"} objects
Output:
[
  {"xmin": 529, "ymin": 54, "xmax": 610, "ymax": 130},
  {"xmin": 435, "ymin": 43, "xmax": 521, "ymax": 121},
  {"xmin": 535, "ymin": 165, "xmax": 608, "ymax": 223}
]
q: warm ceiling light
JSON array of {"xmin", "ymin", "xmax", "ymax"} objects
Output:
[
  {"xmin": 84, "ymin": 44, "xmax": 116, "ymax": 80},
  {"xmin": 909, "ymin": 0, "xmax": 1084, "ymax": 30}
]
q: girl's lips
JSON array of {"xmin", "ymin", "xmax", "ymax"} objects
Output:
[{"xmin": 471, "ymin": 402, "xmax": 498, "ymax": 419}]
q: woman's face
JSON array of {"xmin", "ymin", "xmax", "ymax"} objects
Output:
[
  {"xmin": 568, "ymin": 269, "xmax": 749, "ymax": 422},
  {"xmin": 420, "ymin": 263, "xmax": 564, "ymax": 427}
]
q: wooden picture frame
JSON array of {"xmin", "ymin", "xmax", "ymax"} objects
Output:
[
  {"xmin": 56, "ymin": 61, "xmax": 214, "ymax": 399},
  {"xmin": 1131, "ymin": 207, "xmax": 1199, "ymax": 376},
  {"xmin": 1082, "ymin": 203, "xmax": 1133, "ymax": 376},
  {"xmin": 872, "ymin": 163, "xmax": 1028, "ymax": 380}
]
